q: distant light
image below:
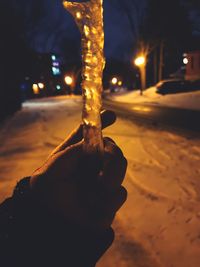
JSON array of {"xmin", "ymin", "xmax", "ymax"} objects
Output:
[
  {"xmin": 32, "ymin": 84, "xmax": 39, "ymax": 95},
  {"xmin": 51, "ymin": 55, "xmax": 56, "ymax": 61},
  {"xmin": 134, "ymin": 56, "xmax": 146, "ymax": 67},
  {"xmin": 132, "ymin": 106, "xmax": 151, "ymax": 112},
  {"xmin": 52, "ymin": 67, "xmax": 60, "ymax": 75},
  {"xmin": 38, "ymin": 83, "xmax": 44, "ymax": 89},
  {"xmin": 64, "ymin": 76, "xmax": 73, "ymax": 85},
  {"xmin": 56, "ymin": 85, "xmax": 61, "ymax": 90},
  {"xmin": 76, "ymin": 12, "xmax": 82, "ymax": 19},
  {"xmin": 20, "ymin": 83, "xmax": 26, "ymax": 90},
  {"xmin": 118, "ymin": 81, "xmax": 122, "ymax": 86},
  {"xmin": 183, "ymin": 58, "xmax": 188, "ymax": 65},
  {"xmin": 25, "ymin": 77, "xmax": 29, "ymax": 81},
  {"xmin": 52, "ymin": 61, "xmax": 59, "ymax": 67},
  {"xmin": 111, "ymin": 77, "xmax": 118, "ymax": 85}
]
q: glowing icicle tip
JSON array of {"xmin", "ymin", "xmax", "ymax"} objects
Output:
[{"xmin": 63, "ymin": 0, "xmax": 105, "ymax": 153}]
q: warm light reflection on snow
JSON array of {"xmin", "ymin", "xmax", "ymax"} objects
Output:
[{"xmin": 132, "ymin": 106, "xmax": 152, "ymax": 112}]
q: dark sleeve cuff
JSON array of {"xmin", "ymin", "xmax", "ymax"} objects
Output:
[{"xmin": 0, "ymin": 177, "xmax": 114, "ymax": 267}]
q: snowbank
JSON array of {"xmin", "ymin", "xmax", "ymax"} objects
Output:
[
  {"xmin": 106, "ymin": 87, "xmax": 200, "ymax": 110},
  {"xmin": 1, "ymin": 96, "xmax": 200, "ymax": 267}
]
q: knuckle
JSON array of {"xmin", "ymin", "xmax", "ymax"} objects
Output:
[
  {"xmin": 119, "ymin": 186, "xmax": 128, "ymax": 203},
  {"xmin": 103, "ymin": 137, "xmax": 116, "ymax": 145},
  {"xmin": 104, "ymin": 140, "xmax": 124, "ymax": 159},
  {"xmin": 122, "ymin": 156, "xmax": 128, "ymax": 169}
]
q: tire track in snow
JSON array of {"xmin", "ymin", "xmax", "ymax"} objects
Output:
[
  {"xmin": 98, "ymin": 217, "xmax": 163, "ymax": 267},
  {"xmin": 127, "ymin": 169, "xmax": 170, "ymax": 202}
]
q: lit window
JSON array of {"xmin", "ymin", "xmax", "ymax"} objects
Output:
[
  {"xmin": 52, "ymin": 67, "xmax": 60, "ymax": 75},
  {"xmin": 51, "ymin": 55, "xmax": 56, "ymax": 61},
  {"xmin": 32, "ymin": 84, "xmax": 39, "ymax": 94}
]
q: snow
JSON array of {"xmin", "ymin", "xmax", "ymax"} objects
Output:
[
  {"xmin": 1, "ymin": 96, "xmax": 200, "ymax": 267},
  {"xmin": 106, "ymin": 87, "xmax": 200, "ymax": 111}
]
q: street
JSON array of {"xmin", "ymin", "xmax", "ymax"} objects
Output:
[
  {"xmin": 104, "ymin": 99, "xmax": 200, "ymax": 133},
  {"xmin": 0, "ymin": 96, "xmax": 200, "ymax": 267}
]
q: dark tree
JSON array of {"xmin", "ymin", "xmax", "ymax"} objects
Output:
[
  {"xmin": 0, "ymin": 1, "xmax": 27, "ymax": 120},
  {"xmin": 141, "ymin": 0, "xmax": 192, "ymax": 82},
  {"xmin": 0, "ymin": 0, "xmax": 55, "ymax": 120}
]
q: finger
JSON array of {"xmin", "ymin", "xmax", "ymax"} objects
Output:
[
  {"xmin": 101, "ymin": 110, "xmax": 116, "ymax": 130},
  {"xmin": 102, "ymin": 156, "xmax": 127, "ymax": 189},
  {"xmin": 104, "ymin": 186, "xmax": 127, "ymax": 214},
  {"xmin": 87, "ymin": 228, "xmax": 114, "ymax": 263},
  {"xmin": 104, "ymin": 137, "xmax": 124, "ymax": 158},
  {"xmin": 39, "ymin": 142, "xmax": 84, "ymax": 182},
  {"xmin": 89, "ymin": 186, "xmax": 127, "ymax": 229},
  {"xmin": 103, "ymin": 137, "xmax": 116, "ymax": 145},
  {"xmin": 51, "ymin": 110, "xmax": 116, "ymax": 156},
  {"xmin": 101, "ymin": 139, "xmax": 128, "ymax": 189},
  {"xmin": 50, "ymin": 125, "xmax": 83, "ymax": 157}
]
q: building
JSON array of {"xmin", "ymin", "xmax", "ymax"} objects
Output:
[{"xmin": 184, "ymin": 51, "xmax": 200, "ymax": 80}]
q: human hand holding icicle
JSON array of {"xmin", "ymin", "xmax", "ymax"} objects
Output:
[
  {"xmin": 0, "ymin": 111, "xmax": 127, "ymax": 267},
  {"xmin": 30, "ymin": 110, "xmax": 127, "ymax": 231},
  {"xmin": 30, "ymin": 110, "xmax": 127, "ymax": 265}
]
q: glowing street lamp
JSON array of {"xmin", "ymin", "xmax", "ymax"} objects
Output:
[
  {"xmin": 183, "ymin": 57, "xmax": 188, "ymax": 65},
  {"xmin": 134, "ymin": 56, "xmax": 146, "ymax": 67},
  {"xmin": 64, "ymin": 75, "xmax": 73, "ymax": 86},
  {"xmin": 64, "ymin": 75, "xmax": 74, "ymax": 94},
  {"xmin": 111, "ymin": 77, "xmax": 118, "ymax": 85},
  {"xmin": 118, "ymin": 80, "xmax": 122, "ymax": 86},
  {"xmin": 38, "ymin": 83, "xmax": 44, "ymax": 89},
  {"xmin": 134, "ymin": 55, "xmax": 147, "ymax": 96}
]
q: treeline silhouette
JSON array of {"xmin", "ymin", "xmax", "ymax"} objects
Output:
[{"xmin": 0, "ymin": 1, "xmax": 33, "ymax": 121}]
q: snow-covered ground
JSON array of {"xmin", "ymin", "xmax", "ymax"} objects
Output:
[
  {"xmin": 0, "ymin": 96, "xmax": 200, "ymax": 267},
  {"xmin": 106, "ymin": 87, "xmax": 200, "ymax": 111}
]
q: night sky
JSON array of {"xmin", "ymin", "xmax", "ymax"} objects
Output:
[
  {"xmin": 1, "ymin": 0, "xmax": 200, "ymax": 62},
  {"xmin": 7, "ymin": 0, "xmax": 147, "ymax": 61}
]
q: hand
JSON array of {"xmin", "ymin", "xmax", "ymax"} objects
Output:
[{"xmin": 30, "ymin": 109, "xmax": 127, "ymax": 234}]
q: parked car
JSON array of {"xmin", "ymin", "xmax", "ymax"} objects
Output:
[
  {"xmin": 156, "ymin": 79, "xmax": 193, "ymax": 95},
  {"xmin": 190, "ymin": 80, "xmax": 200, "ymax": 91}
]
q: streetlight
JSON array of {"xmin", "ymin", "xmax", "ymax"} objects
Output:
[
  {"xmin": 64, "ymin": 75, "xmax": 74, "ymax": 94},
  {"xmin": 64, "ymin": 76, "xmax": 73, "ymax": 85},
  {"xmin": 111, "ymin": 77, "xmax": 118, "ymax": 85},
  {"xmin": 38, "ymin": 83, "xmax": 44, "ymax": 89},
  {"xmin": 183, "ymin": 57, "xmax": 188, "ymax": 65},
  {"xmin": 134, "ymin": 55, "xmax": 146, "ymax": 96},
  {"xmin": 118, "ymin": 80, "xmax": 122, "ymax": 86}
]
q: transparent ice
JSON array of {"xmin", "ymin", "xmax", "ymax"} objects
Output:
[{"xmin": 63, "ymin": 0, "xmax": 105, "ymax": 153}]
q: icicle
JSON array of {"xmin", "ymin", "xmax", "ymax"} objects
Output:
[{"xmin": 63, "ymin": 0, "xmax": 105, "ymax": 154}]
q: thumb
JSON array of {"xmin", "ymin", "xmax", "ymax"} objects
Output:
[{"xmin": 50, "ymin": 110, "xmax": 116, "ymax": 156}]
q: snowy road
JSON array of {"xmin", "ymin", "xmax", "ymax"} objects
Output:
[
  {"xmin": 1, "ymin": 96, "xmax": 200, "ymax": 267},
  {"xmin": 104, "ymin": 99, "xmax": 200, "ymax": 133}
]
